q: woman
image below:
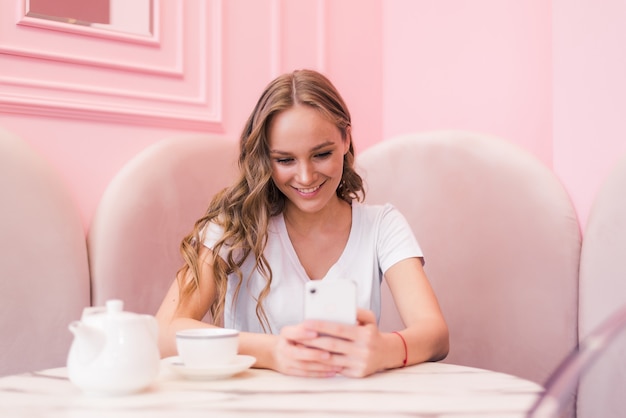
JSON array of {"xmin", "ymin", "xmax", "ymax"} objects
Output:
[{"xmin": 156, "ymin": 69, "xmax": 449, "ymax": 378}]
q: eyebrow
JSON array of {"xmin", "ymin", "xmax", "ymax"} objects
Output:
[{"xmin": 270, "ymin": 141, "xmax": 335, "ymax": 155}]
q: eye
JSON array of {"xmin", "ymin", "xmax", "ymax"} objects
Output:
[
  {"xmin": 275, "ymin": 157, "xmax": 294, "ymax": 165},
  {"xmin": 314, "ymin": 151, "xmax": 332, "ymax": 159}
]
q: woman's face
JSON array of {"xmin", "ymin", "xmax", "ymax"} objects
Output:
[{"xmin": 267, "ymin": 104, "xmax": 349, "ymax": 215}]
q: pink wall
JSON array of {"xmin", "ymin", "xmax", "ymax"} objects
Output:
[
  {"xmin": 383, "ymin": 0, "xmax": 552, "ymax": 165},
  {"xmin": 552, "ymin": 0, "xmax": 626, "ymax": 226},
  {"xmin": 0, "ymin": 0, "xmax": 382, "ymax": 230},
  {"xmin": 1, "ymin": 0, "xmax": 623, "ymax": 231}
]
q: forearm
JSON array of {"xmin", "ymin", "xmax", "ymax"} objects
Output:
[
  {"xmin": 157, "ymin": 317, "xmax": 215, "ymax": 358},
  {"xmin": 158, "ymin": 317, "xmax": 279, "ymax": 370},
  {"xmin": 384, "ymin": 319, "xmax": 449, "ymax": 370},
  {"xmin": 383, "ymin": 258, "xmax": 450, "ymax": 369},
  {"xmin": 237, "ymin": 331, "xmax": 280, "ymax": 370}
]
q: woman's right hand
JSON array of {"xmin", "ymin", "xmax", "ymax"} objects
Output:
[{"xmin": 273, "ymin": 324, "xmax": 342, "ymax": 377}]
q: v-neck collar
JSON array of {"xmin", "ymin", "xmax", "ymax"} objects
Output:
[{"xmin": 277, "ymin": 203, "xmax": 360, "ymax": 281}]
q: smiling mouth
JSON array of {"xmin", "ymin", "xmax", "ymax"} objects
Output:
[{"xmin": 294, "ymin": 183, "xmax": 323, "ymax": 194}]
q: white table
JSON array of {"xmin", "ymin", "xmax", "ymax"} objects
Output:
[{"xmin": 0, "ymin": 361, "xmax": 543, "ymax": 417}]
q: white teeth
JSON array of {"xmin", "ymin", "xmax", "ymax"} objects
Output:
[{"xmin": 298, "ymin": 185, "xmax": 320, "ymax": 193}]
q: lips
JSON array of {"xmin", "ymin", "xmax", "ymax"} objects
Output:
[
  {"xmin": 293, "ymin": 181, "xmax": 325, "ymax": 195},
  {"xmin": 297, "ymin": 185, "xmax": 321, "ymax": 194}
]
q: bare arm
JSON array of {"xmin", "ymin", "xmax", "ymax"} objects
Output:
[
  {"xmin": 155, "ymin": 247, "xmax": 339, "ymax": 376},
  {"xmin": 383, "ymin": 257, "xmax": 449, "ymax": 366},
  {"xmin": 296, "ymin": 257, "xmax": 449, "ymax": 377},
  {"xmin": 155, "ymin": 247, "xmax": 218, "ymax": 358},
  {"xmin": 155, "ymin": 248, "xmax": 280, "ymax": 365}
]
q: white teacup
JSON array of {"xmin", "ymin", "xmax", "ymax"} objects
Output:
[{"xmin": 175, "ymin": 328, "xmax": 239, "ymax": 369}]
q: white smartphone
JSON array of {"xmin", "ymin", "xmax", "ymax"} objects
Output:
[{"xmin": 303, "ymin": 280, "xmax": 357, "ymax": 325}]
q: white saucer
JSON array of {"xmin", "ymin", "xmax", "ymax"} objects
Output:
[{"xmin": 163, "ymin": 355, "xmax": 256, "ymax": 380}]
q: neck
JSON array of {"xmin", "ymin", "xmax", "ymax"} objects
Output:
[{"xmin": 283, "ymin": 198, "xmax": 350, "ymax": 235}]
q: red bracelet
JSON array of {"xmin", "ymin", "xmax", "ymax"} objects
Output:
[{"xmin": 393, "ymin": 331, "xmax": 408, "ymax": 367}]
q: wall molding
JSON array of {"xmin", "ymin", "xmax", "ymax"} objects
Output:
[
  {"xmin": 0, "ymin": 0, "xmax": 223, "ymax": 131},
  {"xmin": 17, "ymin": 3, "xmax": 162, "ymax": 47}
]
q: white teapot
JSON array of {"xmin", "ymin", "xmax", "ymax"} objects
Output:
[{"xmin": 67, "ymin": 299, "xmax": 160, "ymax": 395}]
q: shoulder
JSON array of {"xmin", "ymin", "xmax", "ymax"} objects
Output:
[
  {"xmin": 353, "ymin": 201, "xmax": 404, "ymax": 224},
  {"xmin": 353, "ymin": 201, "xmax": 417, "ymax": 245}
]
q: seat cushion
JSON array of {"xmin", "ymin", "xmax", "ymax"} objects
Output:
[
  {"xmin": 0, "ymin": 127, "xmax": 90, "ymax": 376},
  {"xmin": 357, "ymin": 130, "xmax": 581, "ymax": 384},
  {"xmin": 88, "ymin": 136, "xmax": 239, "ymax": 316}
]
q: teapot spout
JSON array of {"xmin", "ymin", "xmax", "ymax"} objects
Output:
[{"xmin": 68, "ymin": 321, "xmax": 106, "ymax": 365}]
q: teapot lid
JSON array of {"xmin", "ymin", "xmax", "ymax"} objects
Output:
[
  {"xmin": 81, "ymin": 299, "xmax": 142, "ymax": 324},
  {"xmin": 106, "ymin": 299, "xmax": 124, "ymax": 313}
]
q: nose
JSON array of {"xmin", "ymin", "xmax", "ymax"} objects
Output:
[{"xmin": 296, "ymin": 161, "xmax": 314, "ymax": 185}]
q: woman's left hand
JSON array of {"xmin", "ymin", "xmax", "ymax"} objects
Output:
[{"xmin": 301, "ymin": 308, "xmax": 386, "ymax": 377}]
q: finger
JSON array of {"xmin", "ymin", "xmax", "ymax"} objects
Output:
[
  {"xmin": 306, "ymin": 335, "xmax": 352, "ymax": 357},
  {"xmin": 283, "ymin": 347, "xmax": 343, "ymax": 376},
  {"xmin": 280, "ymin": 324, "xmax": 319, "ymax": 345},
  {"xmin": 291, "ymin": 343, "xmax": 333, "ymax": 362},
  {"xmin": 303, "ymin": 320, "xmax": 354, "ymax": 340},
  {"xmin": 356, "ymin": 308, "xmax": 376, "ymax": 326}
]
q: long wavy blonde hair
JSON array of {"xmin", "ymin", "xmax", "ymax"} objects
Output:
[{"xmin": 177, "ymin": 69, "xmax": 364, "ymax": 332}]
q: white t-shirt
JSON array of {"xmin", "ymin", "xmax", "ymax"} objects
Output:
[{"xmin": 203, "ymin": 202, "xmax": 423, "ymax": 334}]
